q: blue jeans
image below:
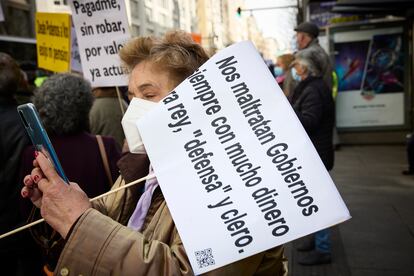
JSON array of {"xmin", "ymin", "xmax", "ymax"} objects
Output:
[{"xmin": 315, "ymin": 228, "xmax": 331, "ymax": 253}]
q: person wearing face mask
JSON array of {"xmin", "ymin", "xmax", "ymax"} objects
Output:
[
  {"xmin": 21, "ymin": 31, "xmax": 288, "ymax": 276},
  {"xmin": 288, "ymin": 49, "xmax": 335, "ymax": 266},
  {"xmin": 285, "ymin": 22, "xmax": 333, "ymax": 97},
  {"xmin": 274, "ymin": 54, "xmax": 294, "ymax": 95}
]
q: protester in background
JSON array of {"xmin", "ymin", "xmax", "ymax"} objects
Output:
[
  {"xmin": 274, "ymin": 53, "xmax": 294, "ymax": 94},
  {"xmin": 19, "ymin": 61, "xmax": 37, "ymax": 93},
  {"xmin": 15, "ymin": 69, "xmax": 32, "ymax": 104},
  {"xmin": 285, "ymin": 21, "xmax": 333, "ymax": 96},
  {"xmin": 0, "ymin": 52, "xmax": 42, "ymax": 275},
  {"xmin": 89, "ymin": 86, "xmax": 128, "ymax": 149},
  {"xmin": 288, "ymin": 49, "xmax": 335, "ymax": 265},
  {"xmin": 22, "ymin": 31, "xmax": 288, "ymax": 275}
]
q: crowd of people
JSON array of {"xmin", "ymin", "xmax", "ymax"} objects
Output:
[{"xmin": 0, "ymin": 22, "xmax": 338, "ymax": 275}]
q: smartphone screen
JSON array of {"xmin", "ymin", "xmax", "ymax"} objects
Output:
[{"xmin": 17, "ymin": 103, "xmax": 69, "ymax": 183}]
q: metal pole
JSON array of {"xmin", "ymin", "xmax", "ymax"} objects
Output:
[{"xmin": 239, "ymin": 5, "xmax": 298, "ymax": 13}]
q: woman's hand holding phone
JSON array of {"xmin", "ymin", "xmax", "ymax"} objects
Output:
[
  {"xmin": 21, "ymin": 155, "xmax": 43, "ymax": 208},
  {"xmin": 21, "ymin": 151, "xmax": 91, "ymax": 238}
]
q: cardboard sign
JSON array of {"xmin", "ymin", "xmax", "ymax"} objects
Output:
[
  {"xmin": 70, "ymin": 22, "xmax": 82, "ymax": 72},
  {"xmin": 36, "ymin": 12, "xmax": 71, "ymax": 73},
  {"xmin": 69, "ymin": 0, "xmax": 130, "ymax": 86},
  {"xmin": 137, "ymin": 41, "xmax": 351, "ymax": 274}
]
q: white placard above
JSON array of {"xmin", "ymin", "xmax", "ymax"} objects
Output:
[{"xmin": 69, "ymin": 0, "xmax": 130, "ymax": 86}]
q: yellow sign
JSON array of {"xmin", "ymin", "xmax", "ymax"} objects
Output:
[{"xmin": 36, "ymin": 13, "xmax": 71, "ymax": 72}]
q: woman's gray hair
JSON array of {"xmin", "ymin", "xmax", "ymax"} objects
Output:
[
  {"xmin": 33, "ymin": 73, "xmax": 93, "ymax": 135},
  {"xmin": 294, "ymin": 48, "xmax": 323, "ymax": 77}
]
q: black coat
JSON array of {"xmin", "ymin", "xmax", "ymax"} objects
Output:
[
  {"xmin": 0, "ymin": 96, "xmax": 43, "ymax": 275},
  {"xmin": 0, "ymin": 97, "xmax": 29, "ymax": 253},
  {"xmin": 289, "ymin": 76, "xmax": 334, "ymax": 170}
]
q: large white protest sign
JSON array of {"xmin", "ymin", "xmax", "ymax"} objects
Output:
[
  {"xmin": 69, "ymin": 0, "xmax": 130, "ymax": 86},
  {"xmin": 138, "ymin": 41, "xmax": 351, "ymax": 274}
]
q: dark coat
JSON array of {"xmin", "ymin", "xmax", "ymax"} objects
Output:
[
  {"xmin": 0, "ymin": 96, "xmax": 41, "ymax": 272},
  {"xmin": 306, "ymin": 40, "xmax": 333, "ymax": 91},
  {"xmin": 289, "ymin": 76, "xmax": 334, "ymax": 170},
  {"xmin": 0, "ymin": 97, "xmax": 29, "ymax": 234}
]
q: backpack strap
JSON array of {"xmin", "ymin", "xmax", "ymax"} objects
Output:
[{"xmin": 96, "ymin": 135, "xmax": 114, "ymax": 187}]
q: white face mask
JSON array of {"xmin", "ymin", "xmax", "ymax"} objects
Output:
[{"xmin": 121, "ymin": 97, "xmax": 158, "ymax": 154}]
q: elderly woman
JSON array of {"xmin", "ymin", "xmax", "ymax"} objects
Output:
[
  {"xmin": 288, "ymin": 49, "xmax": 334, "ymax": 265},
  {"xmin": 20, "ymin": 74, "xmax": 121, "ymax": 198},
  {"xmin": 21, "ymin": 31, "xmax": 287, "ymax": 275}
]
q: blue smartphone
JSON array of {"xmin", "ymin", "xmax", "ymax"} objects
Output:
[{"xmin": 17, "ymin": 103, "xmax": 69, "ymax": 184}]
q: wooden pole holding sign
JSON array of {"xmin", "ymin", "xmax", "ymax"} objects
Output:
[
  {"xmin": 0, "ymin": 174, "xmax": 155, "ymax": 240},
  {"xmin": 115, "ymin": 86, "xmax": 126, "ymax": 115}
]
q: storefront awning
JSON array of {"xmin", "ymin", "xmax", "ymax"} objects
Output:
[
  {"xmin": 336, "ymin": 0, "xmax": 414, "ymax": 5},
  {"xmin": 332, "ymin": 0, "xmax": 414, "ymax": 15}
]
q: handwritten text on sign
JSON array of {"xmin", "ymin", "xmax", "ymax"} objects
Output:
[
  {"xmin": 69, "ymin": 0, "xmax": 130, "ymax": 86},
  {"xmin": 138, "ymin": 41, "xmax": 350, "ymax": 274},
  {"xmin": 36, "ymin": 12, "xmax": 71, "ymax": 73}
]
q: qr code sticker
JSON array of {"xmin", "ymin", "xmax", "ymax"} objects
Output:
[{"xmin": 195, "ymin": 248, "xmax": 215, "ymax": 268}]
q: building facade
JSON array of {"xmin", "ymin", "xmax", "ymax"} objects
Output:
[
  {"xmin": 128, "ymin": 0, "xmax": 196, "ymax": 37},
  {"xmin": 0, "ymin": 0, "xmax": 36, "ymax": 38},
  {"xmin": 221, "ymin": 0, "xmax": 248, "ymax": 46},
  {"xmin": 196, "ymin": 0, "xmax": 278, "ymax": 60},
  {"xmin": 196, "ymin": 0, "xmax": 225, "ymax": 54}
]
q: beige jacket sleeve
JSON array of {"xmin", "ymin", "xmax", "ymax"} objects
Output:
[
  {"xmin": 55, "ymin": 207, "xmax": 193, "ymax": 276},
  {"xmin": 55, "ymin": 208, "xmax": 287, "ymax": 276}
]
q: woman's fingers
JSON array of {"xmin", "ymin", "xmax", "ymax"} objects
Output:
[
  {"xmin": 23, "ymin": 175, "xmax": 34, "ymax": 188},
  {"xmin": 22, "ymin": 175, "xmax": 43, "ymax": 208},
  {"xmin": 21, "ymin": 152, "xmax": 47, "ymax": 209},
  {"xmin": 30, "ymin": 167, "xmax": 44, "ymax": 184},
  {"xmin": 21, "ymin": 186, "xmax": 32, "ymax": 198},
  {"xmin": 32, "ymin": 158, "xmax": 39, "ymax": 168},
  {"xmin": 35, "ymin": 152, "xmax": 61, "ymax": 187}
]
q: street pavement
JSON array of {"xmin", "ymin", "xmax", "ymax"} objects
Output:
[{"xmin": 286, "ymin": 145, "xmax": 414, "ymax": 276}]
